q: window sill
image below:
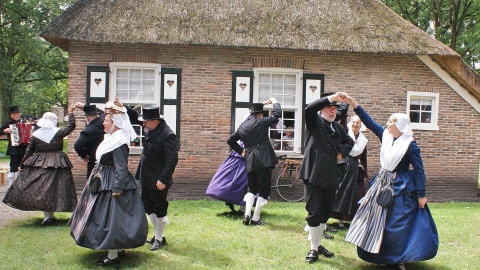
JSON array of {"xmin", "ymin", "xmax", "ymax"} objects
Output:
[{"xmin": 410, "ymin": 124, "xmax": 439, "ymax": 131}]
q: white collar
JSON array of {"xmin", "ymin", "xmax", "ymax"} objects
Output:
[
  {"xmin": 32, "ymin": 127, "xmax": 60, "ymax": 144},
  {"xmin": 348, "ymin": 130, "xmax": 368, "ymax": 157},
  {"xmin": 95, "ymin": 130, "xmax": 129, "ymax": 161},
  {"xmin": 380, "ymin": 130, "xmax": 413, "ymax": 171}
]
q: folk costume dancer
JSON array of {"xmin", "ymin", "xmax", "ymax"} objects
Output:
[
  {"xmin": 227, "ymin": 98, "xmax": 281, "ymax": 226},
  {"xmin": 299, "ymin": 92, "xmax": 354, "ymax": 263}
]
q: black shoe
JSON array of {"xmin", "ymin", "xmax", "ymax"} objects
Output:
[
  {"xmin": 250, "ymin": 219, "xmax": 266, "ymax": 226},
  {"xmin": 326, "ymin": 225, "xmax": 338, "ymax": 233},
  {"xmin": 226, "ymin": 203, "xmax": 236, "ymax": 212},
  {"xmin": 242, "ymin": 215, "xmax": 251, "ymax": 225},
  {"xmin": 40, "ymin": 218, "xmax": 55, "ymax": 226},
  {"xmin": 323, "ymin": 232, "xmax": 334, "ymax": 239},
  {"xmin": 150, "ymin": 237, "xmax": 167, "ymax": 251},
  {"xmin": 146, "ymin": 236, "xmax": 155, "ymax": 244},
  {"xmin": 318, "ymin": 245, "xmax": 334, "ymax": 258},
  {"xmin": 305, "ymin": 249, "xmax": 319, "ymax": 263},
  {"xmin": 96, "ymin": 257, "xmax": 120, "ymax": 266}
]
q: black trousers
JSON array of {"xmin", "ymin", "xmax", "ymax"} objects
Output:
[
  {"xmin": 142, "ymin": 187, "xmax": 169, "ymax": 218},
  {"xmin": 247, "ymin": 167, "xmax": 273, "ymax": 200},
  {"xmin": 9, "ymin": 155, "xmax": 23, "ymax": 172},
  {"xmin": 305, "ymin": 182, "xmax": 336, "ymax": 227}
]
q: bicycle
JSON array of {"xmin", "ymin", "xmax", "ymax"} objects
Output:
[{"xmin": 272, "ymin": 157, "xmax": 305, "ymax": 202}]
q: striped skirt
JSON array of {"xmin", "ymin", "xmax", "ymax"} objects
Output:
[{"xmin": 344, "ymin": 168, "xmax": 394, "ymax": 253}]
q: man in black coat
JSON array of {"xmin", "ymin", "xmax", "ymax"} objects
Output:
[
  {"xmin": 227, "ymin": 97, "xmax": 281, "ymax": 226},
  {"xmin": 74, "ymin": 104, "xmax": 105, "ymax": 178},
  {"xmin": 299, "ymin": 92, "xmax": 354, "ymax": 263},
  {"xmin": 0, "ymin": 106, "xmax": 27, "ymax": 187},
  {"xmin": 116, "ymin": 98, "xmax": 178, "ymax": 251}
]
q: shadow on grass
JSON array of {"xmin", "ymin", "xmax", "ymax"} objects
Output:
[
  {"xmin": 76, "ymin": 249, "xmax": 158, "ymax": 269},
  {"xmin": 12, "ymin": 216, "xmax": 71, "ymax": 228}
]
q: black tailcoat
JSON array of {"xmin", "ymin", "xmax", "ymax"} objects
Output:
[
  {"xmin": 299, "ymin": 97, "xmax": 354, "ymax": 191},
  {"xmin": 227, "ymin": 103, "xmax": 281, "ymax": 172},
  {"xmin": 74, "ymin": 116, "xmax": 105, "ymax": 177}
]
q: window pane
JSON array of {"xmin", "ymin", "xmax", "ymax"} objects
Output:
[
  {"xmin": 130, "ymin": 79, "xmax": 142, "ymax": 90},
  {"xmin": 259, "ymin": 74, "xmax": 271, "ymax": 83},
  {"xmin": 143, "ymin": 70, "xmax": 155, "ymax": 79},
  {"xmin": 272, "ymin": 74, "xmax": 283, "ymax": 84},
  {"xmin": 284, "ymin": 74, "xmax": 296, "ymax": 84},
  {"xmin": 421, "ymin": 102, "xmax": 432, "ymax": 111},
  {"xmin": 144, "ymin": 80, "xmax": 154, "ymax": 91},
  {"xmin": 116, "ymin": 79, "xmax": 128, "ymax": 90},
  {"xmin": 130, "ymin": 69, "xmax": 142, "ymax": 79},
  {"xmin": 131, "ymin": 91, "xmax": 142, "ymax": 100},
  {"xmin": 272, "ymin": 84, "xmax": 283, "ymax": 96},
  {"xmin": 284, "ymin": 85, "xmax": 295, "ymax": 95},
  {"xmin": 284, "ymin": 95, "xmax": 295, "ymax": 106},
  {"xmin": 117, "ymin": 69, "xmax": 129, "ymax": 78},
  {"xmin": 258, "ymin": 94, "xmax": 269, "ymax": 102},
  {"xmin": 143, "ymin": 91, "xmax": 155, "ymax": 100},
  {"xmin": 117, "ymin": 90, "xmax": 129, "ymax": 100},
  {"xmin": 410, "ymin": 104, "xmax": 420, "ymax": 110},
  {"xmin": 410, "ymin": 111, "xmax": 420, "ymax": 123},
  {"xmin": 421, "ymin": 112, "xmax": 432, "ymax": 123},
  {"xmin": 259, "ymin": 84, "xmax": 270, "ymax": 95}
]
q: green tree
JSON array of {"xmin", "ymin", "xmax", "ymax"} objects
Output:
[
  {"xmin": 0, "ymin": 0, "xmax": 73, "ymax": 122},
  {"xmin": 383, "ymin": 0, "xmax": 480, "ymax": 73}
]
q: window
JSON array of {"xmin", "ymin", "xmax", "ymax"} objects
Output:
[
  {"xmin": 254, "ymin": 68, "xmax": 303, "ymax": 153},
  {"xmin": 110, "ymin": 63, "xmax": 162, "ymax": 153},
  {"xmin": 407, "ymin": 91, "xmax": 439, "ymax": 130}
]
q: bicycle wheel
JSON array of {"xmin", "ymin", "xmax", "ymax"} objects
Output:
[{"xmin": 275, "ymin": 166, "xmax": 305, "ymax": 202}]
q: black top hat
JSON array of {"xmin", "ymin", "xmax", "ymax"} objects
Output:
[
  {"xmin": 320, "ymin": 92, "xmax": 341, "ymax": 107},
  {"xmin": 9, "ymin": 106, "xmax": 19, "ymax": 113},
  {"xmin": 138, "ymin": 105, "xmax": 164, "ymax": 121},
  {"xmin": 250, "ymin": 103, "xmax": 265, "ymax": 114},
  {"xmin": 83, "ymin": 105, "xmax": 99, "ymax": 116}
]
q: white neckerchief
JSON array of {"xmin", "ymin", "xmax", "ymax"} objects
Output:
[
  {"xmin": 32, "ymin": 126, "xmax": 60, "ymax": 144},
  {"xmin": 95, "ymin": 129, "xmax": 129, "ymax": 161},
  {"xmin": 380, "ymin": 130, "xmax": 413, "ymax": 171},
  {"xmin": 348, "ymin": 130, "xmax": 368, "ymax": 157}
]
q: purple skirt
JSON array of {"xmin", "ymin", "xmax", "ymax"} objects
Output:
[{"xmin": 206, "ymin": 151, "xmax": 247, "ymax": 205}]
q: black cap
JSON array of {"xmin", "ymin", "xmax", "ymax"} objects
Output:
[
  {"xmin": 9, "ymin": 106, "xmax": 19, "ymax": 113},
  {"xmin": 83, "ymin": 105, "xmax": 99, "ymax": 116},
  {"xmin": 138, "ymin": 105, "xmax": 164, "ymax": 121},
  {"xmin": 250, "ymin": 103, "xmax": 265, "ymax": 114}
]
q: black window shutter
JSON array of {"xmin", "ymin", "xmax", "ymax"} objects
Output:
[
  {"xmin": 86, "ymin": 66, "xmax": 110, "ymax": 105},
  {"xmin": 231, "ymin": 71, "xmax": 254, "ymax": 134},
  {"xmin": 160, "ymin": 68, "xmax": 182, "ymax": 149}
]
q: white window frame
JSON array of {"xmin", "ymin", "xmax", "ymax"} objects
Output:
[
  {"xmin": 407, "ymin": 91, "xmax": 439, "ymax": 131},
  {"xmin": 109, "ymin": 63, "xmax": 162, "ymax": 154},
  {"xmin": 253, "ymin": 68, "xmax": 303, "ymax": 154}
]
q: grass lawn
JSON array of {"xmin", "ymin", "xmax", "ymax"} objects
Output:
[{"xmin": 0, "ymin": 200, "xmax": 478, "ymax": 269}]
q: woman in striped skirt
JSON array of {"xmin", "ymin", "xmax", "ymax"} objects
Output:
[{"xmin": 343, "ymin": 95, "xmax": 438, "ymax": 270}]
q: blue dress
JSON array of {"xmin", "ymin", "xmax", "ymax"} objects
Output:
[{"xmin": 346, "ymin": 106, "xmax": 439, "ymax": 265}]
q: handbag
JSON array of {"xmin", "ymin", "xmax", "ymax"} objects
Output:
[
  {"xmin": 88, "ymin": 164, "xmax": 102, "ymax": 195},
  {"xmin": 376, "ymin": 184, "xmax": 394, "ymax": 207}
]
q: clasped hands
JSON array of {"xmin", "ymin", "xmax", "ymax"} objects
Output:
[
  {"xmin": 263, "ymin": 97, "xmax": 277, "ymax": 105},
  {"xmin": 330, "ymin": 92, "xmax": 359, "ymax": 108}
]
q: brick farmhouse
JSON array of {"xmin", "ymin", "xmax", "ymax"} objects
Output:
[{"xmin": 41, "ymin": 0, "xmax": 480, "ymax": 202}]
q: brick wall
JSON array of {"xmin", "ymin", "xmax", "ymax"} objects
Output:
[{"xmin": 67, "ymin": 42, "xmax": 480, "ymax": 202}]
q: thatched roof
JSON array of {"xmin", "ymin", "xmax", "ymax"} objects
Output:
[
  {"xmin": 42, "ymin": 0, "xmax": 456, "ymax": 55},
  {"xmin": 41, "ymin": 0, "xmax": 480, "ymax": 99}
]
